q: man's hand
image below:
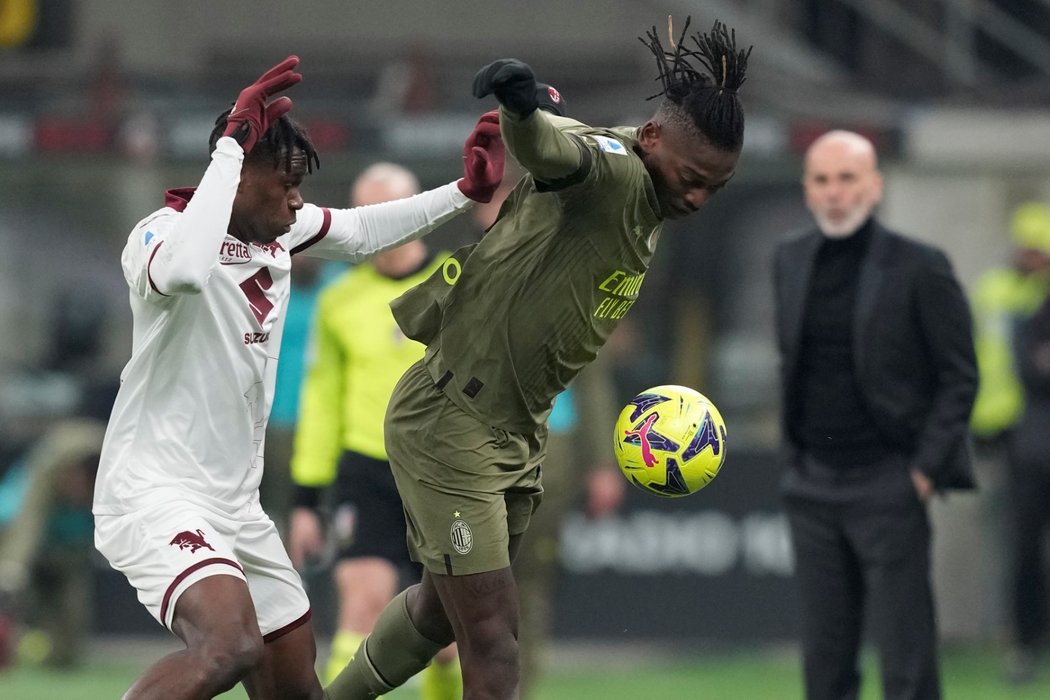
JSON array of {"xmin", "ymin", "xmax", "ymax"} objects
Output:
[
  {"xmin": 288, "ymin": 506, "xmax": 325, "ymax": 570},
  {"xmin": 224, "ymin": 55, "xmax": 302, "ymax": 154},
  {"xmin": 472, "ymin": 59, "xmax": 539, "ymax": 117},
  {"xmin": 457, "ymin": 110, "xmax": 505, "ymax": 203}
]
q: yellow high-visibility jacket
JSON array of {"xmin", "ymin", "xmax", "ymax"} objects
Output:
[
  {"xmin": 291, "ymin": 256, "xmax": 444, "ymax": 488},
  {"xmin": 970, "ymin": 267, "xmax": 1049, "ymax": 438}
]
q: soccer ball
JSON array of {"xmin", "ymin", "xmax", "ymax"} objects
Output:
[{"xmin": 613, "ymin": 385, "xmax": 728, "ymax": 497}]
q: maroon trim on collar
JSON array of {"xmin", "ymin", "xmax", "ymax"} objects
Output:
[
  {"xmin": 165, "ymin": 187, "xmax": 196, "ymax": 212},
  {"xmin": 147, "ymin": 241, "xmax": 170, "ymax": 297},
  {"xmin": 290, "ymin": 208, "xmax": 332, "ymax": 256},
  {"xmin": 160, "ymin": 557, "xmax": 244, "ymax": 626}
]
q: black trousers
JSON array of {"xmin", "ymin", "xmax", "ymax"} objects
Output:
[
  {"xmin": 782, "ymin": 451, "xmax": 941, "ymax": 700},
  {"xmin": 1007, "ymin": 457, "xmax": 1050, "ymax": 648}
]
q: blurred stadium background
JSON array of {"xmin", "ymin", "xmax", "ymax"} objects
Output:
[{"xmin": 3, "ymin": 0, "xmax": 1050, "ymax": 697}]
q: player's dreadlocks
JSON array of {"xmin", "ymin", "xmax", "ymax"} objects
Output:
[
  {"xmin": 209, "ymin": 108, "xmax": 320, "ymax": 174},
  {"xmin": 640, "ymin": 17, "xmax": 751, "ymax": 151}
]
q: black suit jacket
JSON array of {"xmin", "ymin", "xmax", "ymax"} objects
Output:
[{"xmin": 773, "ymin": 220, "xmax": 978, "ymax": 490}]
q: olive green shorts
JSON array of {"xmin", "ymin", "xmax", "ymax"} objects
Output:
[{"xmin": 384, "ymin": 360, "xmax": 546, "ymax": 576}]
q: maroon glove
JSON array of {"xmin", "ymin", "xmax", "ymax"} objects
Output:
[
  {"xmin": 457, "ymin": 110, "xmax": 505, "ymax": 203},
  {"xmin": 224, "ymin": 55, "xmax": 302, "ymax": 154}
]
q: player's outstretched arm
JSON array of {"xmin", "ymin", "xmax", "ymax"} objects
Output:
[
  {"xmin": 301, "ymin": 111, "xmax": 505, "ymax": 261},
  {"xmin": 472, "ymin": 58, "xmax": 584, "ymax": 185}
]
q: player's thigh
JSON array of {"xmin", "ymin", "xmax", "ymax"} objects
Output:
[
  {"xmin": 428, "ymin": 565, "xmax": 519, "ymax": 646},
  {"xmin": 171, "ymin": 574, "xmax": 261, "ymax": 651},
  {"xmin": 242, "ymin": 621, "xmax": 323, "ymax": 700}
]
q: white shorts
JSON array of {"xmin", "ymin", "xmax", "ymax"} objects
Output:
[{"xmin": 95, "ymin": 499, "xmax": 310, "ymax": 638}]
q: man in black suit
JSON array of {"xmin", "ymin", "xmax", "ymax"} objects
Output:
[{"xmin": 772, "ymin": 130, "xmax": 978, "ymax": 700}]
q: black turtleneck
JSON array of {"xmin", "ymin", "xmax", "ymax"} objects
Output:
[{"xmin": 793, "ymin": 219, "xmax": 890, "ymax": 466}]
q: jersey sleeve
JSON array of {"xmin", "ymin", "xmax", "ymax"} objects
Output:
[
  {"xmin": 290, "ymin": 284, "xmax": 347, "ymax": 488},
  {"xmin": 500, "ymin": 108, "xmax": 591, "ymax": 189},
  {"xmin": 287, "ymin": 182, "xmax": 474, "ymax": 261},
  {"xmin": 121, "ymin": 137, "xmax": 243, "ymax": 302}
]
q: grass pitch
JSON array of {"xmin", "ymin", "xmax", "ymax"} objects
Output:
[{"xmin": 3, "ymin": 642, "xmax": 1050, "ymax": 699}]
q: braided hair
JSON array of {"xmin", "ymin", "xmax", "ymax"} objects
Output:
[
  {"xmin": 209, "ymin": 108, "xmax": 320, "ymax": 174},
  {"xmin": 640, "ymin": 17, "xmax": 751, "ymax": 151}
]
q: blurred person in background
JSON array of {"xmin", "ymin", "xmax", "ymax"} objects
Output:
[
  {"xmin": 287, "ymin": 162, "xmax": 461, "ymax": 699},
  {"xmin": 0, "ymin": 420, "xmax": 104, "ymax": 669},
  {"xmin": 969, "ymin": 203, "xmax": 1050, "ymax": 449},
  {"xmin": 969, "ymin": 202, "xmax": 1050, "ymax": 684},
  {"xmin": 325, "ymin": 18, "xmax": 750, "ymax": 700},
  {"xmin": 1002, "ymin": 270, "xmax": 1050, "ymax": 686},
  {"xmin": 772, "ymin": 129, "xmax": 978, "ymax": 700},
  {"xmin": 91, "ymin": 56, "xmax": 504, "ymax": 699}
]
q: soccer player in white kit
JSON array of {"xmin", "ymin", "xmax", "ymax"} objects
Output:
[{"xmin": 92, "ymin": 56, "xmax": 505, "ymax": 700}]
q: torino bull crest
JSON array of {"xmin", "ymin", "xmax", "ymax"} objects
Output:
[{"xmin": 613, "ymin": 385, "xmax": 728, "ymax": 497}]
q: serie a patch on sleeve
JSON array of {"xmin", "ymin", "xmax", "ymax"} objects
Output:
[{"xmin": 589, "ymin": 135, "xmax": 628, "ymax": 155}]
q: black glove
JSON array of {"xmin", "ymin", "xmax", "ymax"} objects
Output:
[{"xmin": 472, "ymin": 59, "xmax": 539, "ymax": 117}]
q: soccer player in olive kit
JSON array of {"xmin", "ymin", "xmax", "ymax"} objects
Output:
[
  {"xmin": 92, "ymin": 56, "xmax": 504, "ymax": 699},
  {"xmin": 326, "ymin": 19, "xmax": 752, "ymax": 700}
]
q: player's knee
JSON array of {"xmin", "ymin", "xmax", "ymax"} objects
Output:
[
  {"xmin": 192, "ymin": 630, "xmax": 264, "ymax": 687},
  {"xmin": 463, "ymin": 617, "xmax": 518, "ymax": 666}
]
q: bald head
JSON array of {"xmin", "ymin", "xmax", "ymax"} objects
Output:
[
  {"xmin": 803, "ymin": 130, "xmax": 883, "ymax": 238},
  {"xmin": 351, "ymin": 162, "xmax": 421, "ymax": 207},
  {"xmin": 806, "ymin": 130, "xmax": 878, "ymax": 170},
  {"xmin": 352, "ymin": 162, "xmax": 427, "ymax": 277}
]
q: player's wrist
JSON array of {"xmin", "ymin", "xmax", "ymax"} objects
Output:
[
  {"xmin": 450, "ymin": 181, "xmax": 476, "ymax": 207},
  {"xmin": 213, "ymin": 136, "xmax": 246, "ymax": 160},
  {"xmin": 499, "ymin": 104, "xmax": 535, "ymax": 123},
  {"xmin": 457, "ymin": 178, "xmax": 494, "ymax": 204}
]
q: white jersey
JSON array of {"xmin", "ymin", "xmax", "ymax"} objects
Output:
[{"xmin": 94, "ymin": 137, "xmax": 473, "ymax": 516}]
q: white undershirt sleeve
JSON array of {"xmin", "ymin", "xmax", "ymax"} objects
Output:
[
  {"xmin": 299, "ymin": 182, "xmax": 474, "ymax": 262},
  {"xmin": 148, "ymin": 137, "xmax": 243, "ymax": 294}
]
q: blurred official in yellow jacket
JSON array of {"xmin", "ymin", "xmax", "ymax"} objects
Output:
[{"xmin": 971, "ymin": 202, "xmax": 1050, "ymax": 439}]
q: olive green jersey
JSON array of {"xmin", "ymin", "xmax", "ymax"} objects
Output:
[{"xmin": 392, "ymin": 110, "xmax": 662, "ymax": 432}]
